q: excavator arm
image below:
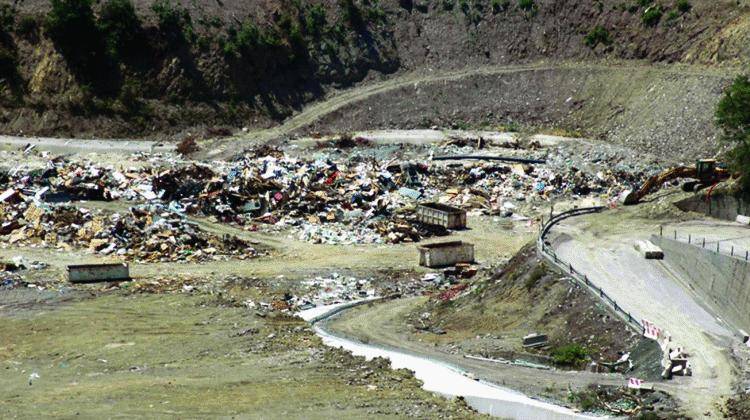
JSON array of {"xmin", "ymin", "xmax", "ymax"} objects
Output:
[{"xmin": 623, "ymin": 167, "xmax": 697, "ymax": 205}]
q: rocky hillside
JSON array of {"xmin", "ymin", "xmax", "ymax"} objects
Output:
[{"xmin": 0, "ymin": 0, "xmax": 748, "ymax": 140}]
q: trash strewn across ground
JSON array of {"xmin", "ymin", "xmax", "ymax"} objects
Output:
[
  {"xmin": 0, "ymin": 200, "xmax": 257, "ymax": 262},
  {"xmin": 0, "ymin": 139, "xmax": 653, "ymax": 247}
]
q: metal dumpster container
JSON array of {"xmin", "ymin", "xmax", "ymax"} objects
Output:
[
  {"xmin": 418, "ymin": 241, "xmax": 475, "ymax": 268},
  {"xmin": 68, "ymin": 263, "xmax": 130, "ymax": 283},
  {"xmin": 416, "ymin": 203, "xmax": 467, "ymax": 229}
]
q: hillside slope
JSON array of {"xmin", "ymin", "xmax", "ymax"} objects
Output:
[{"xmin": 0, "ymin": 0, "xmax": 748, "ymax": 144}]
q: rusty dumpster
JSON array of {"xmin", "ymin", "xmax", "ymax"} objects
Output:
[
  {"xmin": 418, "ymin": 241, "xmax": 474, "ymax": 268},
  {"xmin": 416, "ymin": 203, "xmax": 467, "ymax": 229},
  {"xmin": 68, "ymin": 263, "xmax": 130, "ymax": 283}
]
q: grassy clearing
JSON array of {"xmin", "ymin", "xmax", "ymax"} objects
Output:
[{"xmin": 0, "ymin": 292, "xmax": 476, "ymax": 418}]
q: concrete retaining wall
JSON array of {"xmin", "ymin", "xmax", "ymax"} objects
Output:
[
  {"xmin": 675, "ymin": 194, "xmax": 750, "ymax": 222},
  {"xmin": 651, "ymin": 235, "xmax": 750, "ymax": 332}
]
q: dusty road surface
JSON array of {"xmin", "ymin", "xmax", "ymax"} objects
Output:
[
  {"xmin": 0, "ymin": 135, "xmax": 174, "ymax": 154},
  {"xmin": 551, "ymin": 209, "xmax": 737, "ymax": 417},
  {"xmin": 327, "ymin": 297, "xmax": 629, "ymax": 398}
]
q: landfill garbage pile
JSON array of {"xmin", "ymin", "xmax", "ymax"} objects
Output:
[
  {"xmin": 0, "ymin": 201, "xmax": 257, "ymax": 262},
  {"xmin": 1, "ymin": 143, "xmax": 652, "ymax": 245}
]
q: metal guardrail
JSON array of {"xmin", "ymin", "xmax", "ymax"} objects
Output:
[
  {"xmin": 537, "ymin": 206, "xmax": 644, "ymax": 332},
  {"xmin": 658, "ymin": 226, "xmax": 750, "ymax": 263}
]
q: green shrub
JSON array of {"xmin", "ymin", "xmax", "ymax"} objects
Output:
[
  {"xmin": 577, "ymin": 390, "xmax": 598, "ymax": 411},
  {"xmin": 666, "ymin": 9, "xmax": 679, "ymax": 21},
  {"xmin": 552, "ymin": 344, "xmax": 588, "ymax": 366},
  {"xmin": 638, "ymin": 0, "xmax": 652, "ymax": 6},
  {"xmin": 338, "ymin": 0, "xmax": 364, "ymax": 28},
  {"xmin": 223, "ymin": 20, "xmax": 285, "ymax": 59},
  {"xmin": 524, "ymin": 264, "xmax": 546, "ymax": 290},
  {"xmin": 491, "ymin": 0, "xmax": 510, "ymax": 13},
  {"xmin": 45, "ymin": 0, "xmax": 98, "ymax": 47},
  {"xmin": 716, "ymin": 75, "xmax": 750, "ymax": 193},
  {"xmin": 518, "ymin": 0, "xmax": 535, "ymax": 11},
  {"xmin": 0, "ymin": 3, "xmax": 14, "ymax": 32},
  {"xmin": 584, "ymin": 25, "xmax": 612, "ymax": 48},
  {"xmin": 45, "ymin": 0, "xmax": 112, "ymax": 73},
  {"xmin": 0, "ymin": 45, "xmax": 16, "ymax": 78},
  {"xmin": 305, "ymin": 4, "xmax": 327, "ymax": 35},
  {"xmin": 442, "ymin": 0, "xmax": 454, "ymax": 11},
  {"xmin": 16, "ymin": 15, "xmax": 37, "ymax": 38},
  {"xmin": 98, "ymin": 0, "xmax": 140, "ymax": 57},
  {"xmin": 676, "ymin": 0, "xmax": 691, "ymax": 13},
  {"xmin": 118, "ymin": 78, "xmax": 143, "ymax": 112},
  {"xmin": 151, "ymin": 0, "xmax": 193, "ymax": 41},
  {"xmin": 459, "ymin": 0, "xmax": 470, "ymax": 14},
  {"xmin": 642, "ymin": 5, "xmax": 662, "ymax": 26}
]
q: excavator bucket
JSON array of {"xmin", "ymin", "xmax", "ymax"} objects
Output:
[{"xmin": 621, "ymin": 189, "xmax": 639, "ymax": 205}]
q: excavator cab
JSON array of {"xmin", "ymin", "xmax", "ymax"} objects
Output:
[{"xmin": 695, "ymin": 159, "xmax": 717, "ymax": 180}]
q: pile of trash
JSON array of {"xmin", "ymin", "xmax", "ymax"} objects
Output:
[
  {"xmin": 1, "ymin": 145, "xmax": 650, "ymax": 246},
  {"xmin": 0, "ymin": 201, "xmax": 257, "ymax": 262}
]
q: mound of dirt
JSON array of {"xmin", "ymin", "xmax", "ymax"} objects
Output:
[{"xmin": 411, "ymin": 242, "xmax": 660, "ymax": 372}]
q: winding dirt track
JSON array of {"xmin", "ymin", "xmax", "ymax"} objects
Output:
[{"xmin": 201, "ymin": 62, "xmax": 732, "ymax": 157}]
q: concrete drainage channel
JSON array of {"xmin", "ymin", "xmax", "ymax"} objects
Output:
[{"xmin": 299, "ymin": 300, "xmax": 597, "ymax": 420}]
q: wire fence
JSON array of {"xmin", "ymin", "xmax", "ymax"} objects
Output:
[
  {"xmin": 538, "ymin": 207, "xmax": 644, "ymax": 333},
  {"xmin": 658, "ymin": 226, "xmax": 750, "ymax": 263}
]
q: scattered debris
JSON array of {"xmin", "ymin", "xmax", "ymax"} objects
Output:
[{"xmin": 522, "ymin": 333, "xmax": 549, "ymax": 348}]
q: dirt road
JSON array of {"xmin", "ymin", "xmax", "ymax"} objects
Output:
[
  {"xmin": 0, "ymin": 134, "xmax": 174, "ymax": 154},
  {"xmin": 325, "ymin": 297, "xmax": 692, "ymax": 409},
  {"xmin": 551, "ymin": 209, "xmax": 736, "ymax": 417}
]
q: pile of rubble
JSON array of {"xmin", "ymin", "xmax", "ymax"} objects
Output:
[
  {"xmin": 0, "ymin": 201, "xmax": 257, "ymax": 262},
  {"xmin": 1, "ymin": 144, "xmax": 651, "ymax": 246}
]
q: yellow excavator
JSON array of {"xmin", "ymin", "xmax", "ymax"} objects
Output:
[{"xmin": 623, "ymin": 159, "xmax": 731, "ymax": 205}]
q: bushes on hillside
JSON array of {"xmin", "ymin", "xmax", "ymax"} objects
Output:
[
  {"xmin": 552, "ymin": 344, "xmax": 589, "ymax": 366},
  {"xmin": 0, "ymin": 3, "xmax": 14, "ymax": 32},
  {"xmin": 491, "ymin": 0, "xmax": 510, "ymax": 13},
  {"xmin": 584, "ymin": 26, "xmax": 611, "ymax": 48},
  {"xmin": 45, "ymin": 0, "xmax": 112, "ymax": 88},
  {"xmin": 642, "ymin": 5, "xmax": 662, "ymax": 26},
  {"xmin": 305, "ymin": 4, "xmax": 327, "ymax": 35},
  {"xmin": 518, "ymin": 0, "xmax": 534, "ymax": 11},
  {"xmin": 151, "ymin": 0, "xmax": 193, "ymax": 41},
  {"xmin": 16, "ymin": 15, "xmax": 38, "ymax": 39},
  {"xmin": 676, "ymin": 0, "xmax": 691, "ymax": 13},
  {"xmin": 98, "ymin": 0, "xmax": 141, "ymax": 58},
  {"xmin": 716, "ymin": 75, "xmax": 750, "ymax": 192}
]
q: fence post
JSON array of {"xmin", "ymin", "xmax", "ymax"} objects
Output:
[
  {"xmin": 674, "ymin": 230, "xmax": 677, "ymax": 240},
  {"xmin": 732, "ymin": 246, "xmax": 735, "ymax": 256},
  {"xmin": 703, "ymin": 238, "xmax": 706, "ymax": 248},
  {"xmin": 717, "ymin": 242, "xmax": 720, "ymax": 253},
  {"xmin": 688, "ymin": 234, "xmax": 691, "ymax": 244},
  {"xmin": 584, "ymin": 275, "xmax": 589, "ymax": 285},
  {"xmin": 569, "ymin": 262, "xmax": 573, "ymax": 274},
  {"xmin": 660, "ymin": 226, "xmax": 663, "ymax": 236},
  {"xmin": 599, "ymin": 288, "xmax": 603, "ymax": 297},
  {"xmin": 746, "ymin": 251, "xmax": 748, "ymax": 261}
]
